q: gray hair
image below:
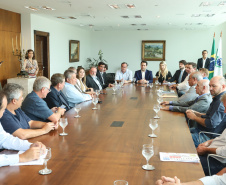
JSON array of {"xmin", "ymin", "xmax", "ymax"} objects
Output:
[
  {"xmin": 191, "ymin": 72, "xmax": 203, "ymax": 81},
  {"xmin": 33, "ymin": 76, "xmax": 51, "ymax": 91},
  {"xmin": 3, "ymin": 83, "xmax": 24, "ymax": 104},
  {"xmin": 199, "ymin": 80, "xmax": 210, "ymax": 91},
  {"xmin": 64, "ymin": 70, "xmax": 75, "ymax": 82}
]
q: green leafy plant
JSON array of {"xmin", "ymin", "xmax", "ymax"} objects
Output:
[{"xmin": 86, "ymin": 50, "xmax": 107, "ymax": 68}]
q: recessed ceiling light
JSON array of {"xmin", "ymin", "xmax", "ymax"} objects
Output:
[
  {"xmin": 185, "ymin": 23, "xmax": 192, "ymax": 25},
  {"xmin": 41, "ymin": 6, "xmax": 55, "ymax": 10},
  {"xmin": 131, "ymin": 24, "xmax": 136, "ymax": 26},
  {"xmin": 108, "ymin": 4, "xmax": 120, "ymax": 9},
  {"xmin": 141, "ymin": 24, "xmax": 146, "ymax": 26},
  {"xmin": 121, "ymin": 16, "xmax": 129, "ymax": 18},
  {"xmin": 69, "ymin": 17, "xmax": 76, "ymax": 19},
  {"xmin": 191, "ymin": 14, "xmax": 201, "ymax": 17},
  {"xmin": 200, "ymin": 2, "xmax": 211, "ymax": 6},
  {"xmin": 126, "ymin": 4, "xmax": 135, "ymax": 8},
  {"xmin": 24, "ymin": 6, "xmax": 39, "ymax": 11},
  {"xmin": 206, "ymin": 14, "xmax": 215, "ymax": 17},
  {"xmin": 57, "ymin": 17, "xmax": 66, "ymax": 19},
  {"xmin": 218, "ymin": 1, "xmax": 226, "ymax": 6},
  {"xmin": 155, "ymin": 5, "xmax": 158, "ymax": 6},
  {"xmin": 135, "ymin": 15, "xmax": 142, "ymax": 18},
  {"xmin": 196, "ymin": 23, "xmax": 203, "ymax": 25}
]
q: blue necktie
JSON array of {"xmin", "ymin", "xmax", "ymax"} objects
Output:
[{"xmin": 178, "ymin": 70, "xmax": 183, "ymax": 83}]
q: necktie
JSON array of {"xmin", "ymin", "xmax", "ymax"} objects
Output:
[
  {"xmin": 59, "ymin": 93, "xmax": 70, "ymax": 109},
  {"xmin": 178, "ymin": 70, "xmax": 183, "ymax": 83},
  {"xmin": 101, "ymin": 73, "xmax": 105, "ymax": 85}
]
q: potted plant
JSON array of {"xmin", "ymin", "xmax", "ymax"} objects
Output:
[{"xmin": 86, "ymin": 50, "xmax": 107, "ymax": 68}]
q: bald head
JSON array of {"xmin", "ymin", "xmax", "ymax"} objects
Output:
[{"xmin": 209, "ymin": 76, "xmax": 226, "ymax": 96}]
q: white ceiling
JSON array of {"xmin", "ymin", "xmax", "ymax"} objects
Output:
[{"xmin": 1, "ymin": 0, "xmax": 226, "ymax": 31}]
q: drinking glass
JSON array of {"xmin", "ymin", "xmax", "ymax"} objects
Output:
[
  {"xmin": 148, "ymin": 119, "xmax": 158, "ymax": 138},
  {"xmin": 39, "ymin": 147, "xmax": 52, "ymax": 175},
  {"xmin": 59, "ymin": 118, "xmax": 68, "ymax": 136},
  {"xmin": 149, "ymin": 83, "xmax": 153, "ymax": 89},
  {"xmin": 153, "ymin": 104, "xmax": 160, "ymax": 119},
  {"xmin": 95, "ymin": 90, "xmax": 100, "ymax": 98},
  {"xmin": 120, "ymin": 80, "xmax": 124, "ymax": 88},
  {"xmin": 142, "ymin": 144, "xmax": 155, "ymax": 170},
  {"xmin": 133, "ymin": 77, "xmax": 136, "ymax": 83},
  {"xmin": 114, "ymin": 180, "xmax": 128, "ymax": 185},
  {"xmin": 157, "ymin": 90, "xmax": 163, "ymax": 97},
  {"xmin": 92, "ymin": 97, "xmax": 98, "ymax": 110},
  {"xmin": 74, "ymin": 105, "xmax": 81, "ymax": 118},
  {"xmin": 112, "ymin": 85, "xmax": 117, "ymax": 95},
  {"xmin": 155, "ymin": 79, "xmax": 159, "ymax": 86},
  {"xmin": 157, "ymin": 97, "xmax": 163, "ymax": 108}
]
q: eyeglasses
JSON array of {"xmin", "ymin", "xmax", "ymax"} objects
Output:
[{"xmin": 44, "ymin": 87, "xmax": 51, "ymax": 92}]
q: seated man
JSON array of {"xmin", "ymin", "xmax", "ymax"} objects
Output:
[
  {"xmin": 0, "ymin": 83, "xmax": 57, "ymax": 139},
  {"xmin": 96, "ymin": 62, "xmax": 114, "ymax": 89},
  {"xmin": 21, "ymin": 76, "xmax": 66, "ymax": 123},
  {"xmin": 170, "ymin": 62, "xmax": 197, "ymax": 97},
  {"xmin": 44, "ymin": 73, "xmax": 70, "ymax": 111},
  {"xmin": 186, "ymin": 76, "xmax": 226, "ymax": 147},
  {"xmin": 156, "ymin": 168, "xmax": 226, "ymax": 185},
  {"xmin": 86, "ymin": 67, "xmax": 103, "ymax": 91},
  {"xmin": 168, "ymin": 60, "xmax": 187, "ymax": 83},
  {"xmin": 161, "ymin": 79, "xmax": 212, "ymax": 113},
  {"xmin": 134, "ymin": 61, "xmax": 153, "ymax": 83},
  {"xmin": 0, "ymin": 91, "xmax": 46, "ymax": 167},
  {"xmin": 62, "ymin": 70, "xmax": 92, "ymax": 107},
  {"xmin": 115, "ymin": 62, "xmax": 132, "ymax": 83},
  {"xmin": 199, "ymin": 68, "xmax": 209, "ymax": 80}
]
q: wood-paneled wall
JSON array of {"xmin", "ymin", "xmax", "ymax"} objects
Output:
[{"xmin": 0, "ymin": 8, "xmax": 21, "ymax": 86}]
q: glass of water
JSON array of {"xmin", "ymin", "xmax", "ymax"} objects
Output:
[
  {"xmin": 149, "ymin": 119, "xmax": 158, "ymax": 138},
  {"xmin": 92, "ymin": 97, "xmax": 98, "ymax": 110},
  {"xmin": 95, "ymin": 90, "xmax": 100, "ymax": 98},
  {"xmin": 114, "ymin": 180, "xmax": 128, "ymax": 185},
  {"xmin": 149, "ymin": 83, "xmax": 153, "ymax": 88},
  {"xmin": 112, "ymin": 85, "xmax": 117, "ymax": 95},
  {"xmin": 142, "ymin": 144, "xmax": 155, "ymax": 170},
  {"xmin": 39, "ymin": 147, "xmax": 52, "ymax": 175},
  {"xmin": 157, "ymin": 97, "xmax": 163, "ymax": 108},
  {"xmin": 133, "ymin": 77, "xmax": 136, "ymax": 83},
  {"xmin": 153, "ymin": 104, "xmax": 160, "ymax": 119},
  {"xmin": 74, "ymin": 105, "xmax": 81, "ymax": 118},
  {"xmin": 59, "ymin": 118, "xmax": 68, "ymax": 136}
]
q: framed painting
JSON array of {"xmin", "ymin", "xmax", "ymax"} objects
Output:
[
  {"xmin": 142, "ymin": 40, "xmax": 166, "ymax": 61},
  {"xmin": 69, "ymin": 40, "xmax": 80, "ymax": 62}
]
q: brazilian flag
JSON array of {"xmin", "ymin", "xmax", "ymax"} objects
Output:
[{"xmin": 208, "ymin": 34, "xmax": 216, "ymax": 80}]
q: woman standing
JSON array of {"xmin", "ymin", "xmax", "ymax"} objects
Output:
[
  {"xmin": 23, "ymin": 49, "xmax": 39, "ymax": 77},
  {"xmin": 156, "ymin": 61, "xmax": 172, "ymax": 83}
]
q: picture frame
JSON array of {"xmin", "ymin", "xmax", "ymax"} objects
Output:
[
  {"xmin": 69, "ymin": 40, "xmax": 80, "ymax": 62},
  {"xmin": 142, "ymin": 40, "xmax": 166, "ymax": 61}
]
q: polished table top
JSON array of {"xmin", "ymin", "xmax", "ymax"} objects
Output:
[{"xmin": 0, "ymin": 84, "xmax": 205, "ymax": 185}]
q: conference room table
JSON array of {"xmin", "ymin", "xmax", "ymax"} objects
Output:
[{"xmin": 0, "ymin": 83, "xmax": 205, "ymax": 185}]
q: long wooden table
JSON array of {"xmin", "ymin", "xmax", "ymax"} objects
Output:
[{"xmin": 0, "ymin": 84, "xmax": 204, "ymax": 185}]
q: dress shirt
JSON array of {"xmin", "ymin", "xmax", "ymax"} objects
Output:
[
  {"xmin": 200, "ymin": 173, "xmax": 226, "ymax": 185},
  {"xmin": 92, "ymin": 76, "xmax": 102, "ymax": 90},
  {"xmin": 141, "ymin": 71, "xmax": 145, "ymax": 79},
  {"xmin": 115, "ymin": 69, "xmax": 133, "ymax": 81},
  {"xmin": 62, "ymin": 82, "xmax": 92, "ymax": 107},
  {"xmin": 202, "ymin": 58, "xmax": 207, "ymax": 68},
  {"xmin": 178, "ymin": 69, "xmax": 185, "ymax": 83},
  {"xmin": 177, "ymin": 74, "xmax": 190, "ymax": 92},
  {"xmin": 0, "ymin": 123, "xmax": 31, "ymax": 167}
]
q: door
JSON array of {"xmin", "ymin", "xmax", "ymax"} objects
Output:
[{"xmin": 34, "ymin": 30, "xmax": 50, "ymax": 79}]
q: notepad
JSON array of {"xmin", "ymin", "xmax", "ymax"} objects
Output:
[{"xmin": 159, "ymin": 152, "xmax": 200, "ymax": 163}]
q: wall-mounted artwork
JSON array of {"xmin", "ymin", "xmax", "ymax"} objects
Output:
[
  {"xmin": 142, "ymin": 40, "xmax": 165, "ymax": 61},
  {"xmin": 69, "ymin": 40, "xmax": 80, "ymax": 62}
]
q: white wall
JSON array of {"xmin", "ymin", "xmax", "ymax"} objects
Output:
[
  {"xmin": 29, "ymin": 14, "xmax": 91, "ymax": 77},
  {"xmin": 21, "ymin": 13, "xmax": 226, "ymax": 77}
]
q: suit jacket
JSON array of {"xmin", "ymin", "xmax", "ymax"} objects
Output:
[
  {"xmin": 86, "ymin": 75, "xmax": 103, "ymax": 90},
  {"xmin": 96, "ymin": 70, "xmax": 109, "ymax": 89},
  {"xmin": 44, "ymin": 86, "xmax": 70, "ymax": 111},
  {"xmin": 169, "ymin": 69, "xmax": 187, "ymax": 84},
  {"xmin": 171, "ymin": 93, "xmax": 212, "ymax": 113},
  {"xmin": 134, "ymin": 70, "xmax": 153, "ymax": 83},
  {"xmin": 197, "ymin": 58, "xmax": 210, "ymax": 70}
]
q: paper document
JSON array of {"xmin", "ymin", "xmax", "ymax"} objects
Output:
[
  {"xmin": 163, "ymin": 82, "xmax": 176, "ymax": 86},
  {"xmin": 11, "ymin": 149, "xmax": 47, "ymax": 166},
  {"xmin": 159, "ymin": 152, "xmax": 200, "ymax": 163}
]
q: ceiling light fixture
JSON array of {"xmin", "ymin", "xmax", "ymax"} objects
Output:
[
  {"xmin": 57, "ymin": 17, "xmax": 66, "ymax": 19},
  {"xmin": 135, "ymin": 15, "xmax": 142, "ymax": 18},
  {"xmin": 206, "ymin": 14, "xmax": 215, "ymax": 17},
  {"xmin": 24, "ymin": 6, "xmax": 39, "ymax": 11},
  {"xmin": 218, "ymin": 1, "xmax": 226, "ymax": 6},
  {"xmin": 108, "ymin": 4, "xmax": 120, "ymax": 9},
  {"xmin": 191, "ymin": 14, "xmax": 201, "ymax": 17},
  {"xmin": 131, "ymin": 24, "xmax": 136, "ymax": 26},
  {"xmin": 69, "ymin": 17, "xmax": 76, "ymax": 19},
  {"xmin": 41, "ymin": 6, "xmax": 55, "ymax": 10},
  {"xmin": 156, "ymin": 15, "xmax": 160, "ymax": 18},
  {"xmin": 126, "ymin": 4, "xmax": 135, "ymax": 8},
  {"xmin": 200, "ymin": 2, "xmax": 211, "ymax": 6},
  {"xmin": 121, "ymin": 16, "xmax": 129, "ymax": 18}
]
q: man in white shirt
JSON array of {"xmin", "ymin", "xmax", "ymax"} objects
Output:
[
  {"xmin": 62, "ymin": 69, "xmax": 92, "ymax": 107},
  {"xmin": 115, "ymin": 62, "xmax": 133, "ymax": 83},
  {"xmin": 0, "ymin": 91, "xmax": 46, "ymax": 167},
  {"xmin": 170, "ymin": 62, "xmax": 197, "ymax": 97},
  {"xmin": 197, "ymin": 50, "xmax": 210, "ymax": 70}
]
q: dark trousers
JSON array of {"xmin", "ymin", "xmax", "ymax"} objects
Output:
[{"xmin": 199, "ymin": 155, "xmax": 226, "ymax": 176}]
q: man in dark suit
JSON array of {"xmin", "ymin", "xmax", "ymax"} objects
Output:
[
  {"xmin": 96, "ymin": 62, "xmax": 114, "ymax": 89},
  {"xmin": 197, "ymin": 50, "xmax": 210, "ymax": 70},
  {"xmin": 86, "ymin": 67, "xmax": 103, "ymax": 91},
  {"xmin": 134, "ymin": 61, "xmax": 153, "ymax": 83},
  {"xmin": 44, "ymin": 73, "xmax": 70, "ymax": 111},
  {"xmin": 169, "ymin": 60, "xmax": 187, "ymax": 84}
]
